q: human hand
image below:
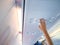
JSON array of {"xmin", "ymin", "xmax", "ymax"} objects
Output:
[{"xmin": 39, "ymin": 18, "xmax": 47, "ymax": 32}]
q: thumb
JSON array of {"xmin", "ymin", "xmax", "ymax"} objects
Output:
[{"xmin": 39, "ymin": 24, "xmax": 42, "ymax": 30}]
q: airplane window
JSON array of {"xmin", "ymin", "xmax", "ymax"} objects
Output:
[{"xmin": 23, "ymin": 0, "xmax": 60, "ymax": 45}]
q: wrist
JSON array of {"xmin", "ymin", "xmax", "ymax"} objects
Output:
[{"xmin": 42, "ymin": 29, "xmax": 48, "ymax": 34}]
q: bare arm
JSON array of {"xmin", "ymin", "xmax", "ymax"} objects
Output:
[{"xmin": 39, "ymin": 18, "xmax": 53, "ymax": 45}]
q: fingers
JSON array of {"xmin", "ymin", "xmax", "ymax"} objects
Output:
[
  {"xmin": 39, "ymin": 18, "xmax": 46, "ymax": 30},
  {"xmin": 40, "ymin": 18, "xmax": 46, "ymax": 25}
]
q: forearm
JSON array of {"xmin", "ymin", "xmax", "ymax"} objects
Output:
[
  {"xmin": 39, "ymin": 18, "xmax": 53, "ymax": 45},
  {"xmin": 43, "ymin": 30, "xmax": 53, "ymax": 45}
]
